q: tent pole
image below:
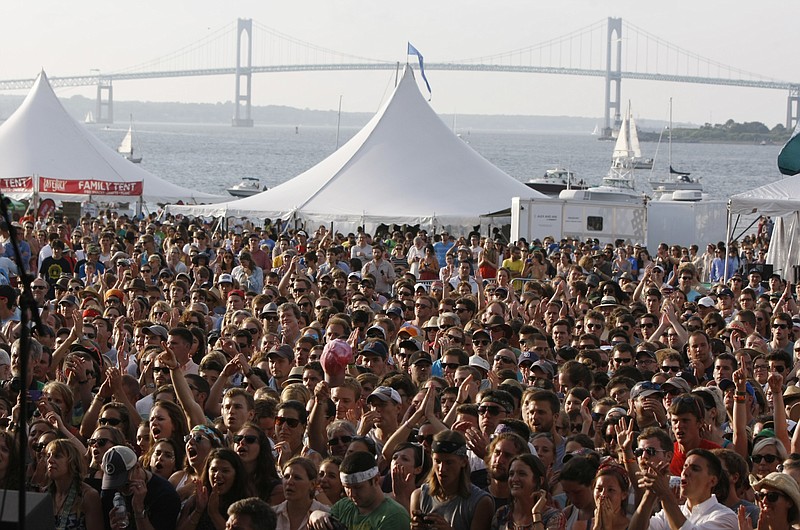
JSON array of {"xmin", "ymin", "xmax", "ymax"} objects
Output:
[{"xmin": 723, "ymin": 201, "xmax": 732, "ymax": 284}]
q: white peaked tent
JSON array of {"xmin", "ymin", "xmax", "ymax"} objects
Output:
[
  {"xmin": 0, "ymin": 71, "xmax": 223, "ymax": 204},
  {"xmin": 168, "ymin": 66, "xmax": 546, "ymax": 231},
  {"xmin": 729, "ymin": 176, "xmax": 800, "ymax": 279}
]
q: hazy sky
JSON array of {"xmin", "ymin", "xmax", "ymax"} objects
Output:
[{"xmin": 2, "ymin": 1, "xmax": 798, "ymax": 126}]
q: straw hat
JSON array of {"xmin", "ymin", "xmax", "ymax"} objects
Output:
[{"xmin": 752, "ymin": 472, "xmax": 800, "ymax": 523}]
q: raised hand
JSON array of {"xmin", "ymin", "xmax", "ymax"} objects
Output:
[{"xmin": 614, "ymin": 416, "xmax": 635, "ymax": 452}]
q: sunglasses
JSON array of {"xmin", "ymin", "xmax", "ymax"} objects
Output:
[
  {"xmin": 755, "ymin": 490, "xmax": 786, "ymax": 503},
  {"xmin": 661, "ymin": 366, "xmax": 681, "ymax": 373},
  {"xmin": 88, "ymin": 437, "xmax": 111, "ymax": 448},
  {"xmin": 494, "ymin": 355, "xmax": 515, "ymax": 364},
  {"xmin": 442, "ymin": 363, "xmax": 460, "ymax": 370},
  {"xmin": 613, "ymin": 357, "xmax": 632, "ymax": 364},
  {"xmin": 472, "ymin": 339, "xmax": 490, "ymax": 346},
  {"xmin": 99, "ymin": 417, "xmax": 122, "ymax": 427},
  {"xmin": 232, "ymin": 434, "xmax": 259, "ymax": 445},
  {"xmin": 752, "ymin": 454, "xmax": 780, "ymax": 464},
  {"xmin": 634, "ymin": 447, "xmax": 666, "ymax": 457},
  {"xmin": 184, "ymin": 434, "xmax": 209, "ymax": 444},
  {"xmin": 772, "ymin": 323, "xmax": 788, "ymax": 330},
  {"xmin": 32, "ymin": 442, "xmax": 48, "ymax": 452},
  {"xmin": 478, "ymin": 405, "xmax": 504, "ymax": 416},
  {"xmin": 275, "ymin": 416, "xmax": 301, "ymax": 428},
  {"xmin": 152, "ymin": 367, "xmax": 170, "ymax": 374},
  {"xmin": 416, "ymin": 434, "xmax": 434, "ymax": 444},
  {"xmin": 772, "ymin": 366, "xmax": 786, "ymax": 374},
  {"xmin": 327, "ymin": 435, "xmax": 353, "ymax": 447}
]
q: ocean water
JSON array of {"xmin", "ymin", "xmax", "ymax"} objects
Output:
[{"xmin": 88, "ymin": 121, "xmax": 784, "ymax": 201}]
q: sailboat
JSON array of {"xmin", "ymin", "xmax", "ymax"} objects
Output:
[
  {"xmin": 649, "ymin": 98, "xmax": 702, "ymax": 197},
  {"xmin": 84, "ymin": 111, "xmax": 95, "ymax": 124},
  {"xmin": 629, "ymin": 114, "xmax": 653, "ymax": 169},
  {"xmin": 117, "ymin": 115, "xmax": 142, "ymax": 163},
  {"xmin": 559, "ymin": 102, "xmax": 646, "ymax": 204},
  {"xmin": 591, "ymin": 124, "xmax": 600, "ymax": 136}
]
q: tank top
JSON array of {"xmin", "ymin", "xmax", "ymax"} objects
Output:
[{"xmin": 417, "ymin": 483, "xmax": 491, "ymax": 530}]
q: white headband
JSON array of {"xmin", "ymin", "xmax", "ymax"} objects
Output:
[{"xmin": 340, "ymin": 467, "xmax": 379, "ymax": 485}]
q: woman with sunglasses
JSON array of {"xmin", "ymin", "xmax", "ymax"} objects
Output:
[
  {"xmin": 170, "ymin": 425, "xmax": 225, "ymax": 502},
  {"xmin": 29, "ymin": 429, "xmax": 63, "ymax": 491},
  {"xmin": 233, "ymin": 422, "xmax": 284, "ymax": 505},
  {"xmin": 45, "ymin": 439, "xmax": 104, "ymax": 530},
  {"xmin": 741, "ymin": 472, "xmax": 800, "ymax": 530},
  {"xmin": 751, "ymin": 438, "xmax": 788, "ymax": 482},
  {"xmin": 85, "ymin": 425, "xmax": 126, "ymax": 490}
]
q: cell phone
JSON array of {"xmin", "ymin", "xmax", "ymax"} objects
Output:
[{"xmin": 28, "ymin": 390, "xmax": 42, "ymax": 402}]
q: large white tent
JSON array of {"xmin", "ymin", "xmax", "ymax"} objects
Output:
[
  {"xmin": 168, "ymin": 66, "xmax": 545, "ymax": 232},
  {"xmin": 729, "ymin": 175, "xmax": 800, "ymax": 280},
  {"xmin": 0, "ymin": 71, "xmax": 222, "ymax": 204}
]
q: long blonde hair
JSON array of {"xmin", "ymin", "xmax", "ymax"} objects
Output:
[{"xmin": 425, "ymin": 430, "xmax": 470, "ymax": 499}]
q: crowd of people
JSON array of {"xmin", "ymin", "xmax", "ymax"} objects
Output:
[{"xmin": 0, "ymin": 210, "xmax": 797, "ymax": 530}]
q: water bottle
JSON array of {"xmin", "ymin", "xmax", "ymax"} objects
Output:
[{"xmin": 113, "ymin": 492, "xmax": 129, "ymax": 529}]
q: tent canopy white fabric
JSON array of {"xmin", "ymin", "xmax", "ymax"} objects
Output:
[
  {"xmin": 0, "ymin": 70, "xmax": 223, "ymax": 204},
  {"xmin": 168, "ymin": 66, "xmax": 545, "ymax": 231},
  {"xmin": 729, "ymin": 174, "xmax": 800, "ymax": 281}
]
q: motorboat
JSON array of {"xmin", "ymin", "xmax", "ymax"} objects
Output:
[
  {"xmin": 526, "ymin": 167, "xmax": 587, "ymax": 195},
  {"xmin": 227, "ymin": 177, "xmax": 266, "ymax": 197},
  {"xmin": 118, "ymin": 115, "xmax": 142, "ymax": 163}
]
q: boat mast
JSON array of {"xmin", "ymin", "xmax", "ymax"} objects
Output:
[
  {"xmin": 668, "ymin": 98, "xmax": 673, "ymax": 169},
  {"xmin": 335, "ymin": 96, "xmax": 343, "ymax": 150}
]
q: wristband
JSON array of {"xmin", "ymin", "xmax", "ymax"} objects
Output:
[
  {"xmin": 734, "ymin": 396, "xmax": 746, "ymax": 403},
  {"xmin": 95, "ymin": 395, "xmax": 111, "ymax": 404},
  {"xmin": 735, "ymin": 391, "xmax": 746, "ymax": 396}
]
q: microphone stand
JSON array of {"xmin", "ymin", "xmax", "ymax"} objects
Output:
[{"xmin": 0, "ymin": 195, "xmax": 43, "ymax": 530}]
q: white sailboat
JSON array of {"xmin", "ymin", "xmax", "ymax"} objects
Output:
[
  {"xmin": 117, "ymin": 115, "xmax": 142, "ymax": 164},
  {"xmin": 629, "ymin": 114, "xmax": 653, "ymax": 169},
  {"xmin": 84, "ymin": 111, "xmax": 95, "ymax": 124},
  {"xmin": 591, "ymin": 124, "xmax": 600, "ymax": 136},
  {"xmin": 560, "ymin": 102, "xmax": 645, "ymax": 204}
]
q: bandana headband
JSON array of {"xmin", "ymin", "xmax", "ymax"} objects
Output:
[
  {"xmin": 340, "ymin": 467, "xmax": 379, "ymax": 485},
  {"xmin": 192, "ymin": 425, "xmax": 223, "ymax": 447},
  {"xmin": 431, "ymin": 440, "xmax": 468, "ymax": 456}
]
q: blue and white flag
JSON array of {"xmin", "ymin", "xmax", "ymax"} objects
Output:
[{"xmin": 407, "ymin": 42, "xmax": 432, "ymax": 98}]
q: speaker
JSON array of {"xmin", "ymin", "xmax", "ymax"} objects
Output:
[{"xmin": 0, "ymin": 491, "xmax": 54, "ymax": 530}]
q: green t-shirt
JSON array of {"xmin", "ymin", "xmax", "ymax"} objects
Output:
[{"xmin": 331, "ymin": 496, "xmax": 410, "ymax": 530}]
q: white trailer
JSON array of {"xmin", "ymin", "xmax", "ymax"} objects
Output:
[
  {"xmin": 511, "ymin": 194, "xmax": 728, "ymax": 247},
  {"xmin": 511, "ymin": 196, "xmax": 647, "ymax": 245}
]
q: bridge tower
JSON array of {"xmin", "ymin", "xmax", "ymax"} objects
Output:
[
  {"xmin": 95, "ymin": 78, "xmax": 113, "ymax": 124},
  {"xmin": 232, "ymin": 18, "xmax": 254, "ymax": 127},
  {"xmin": 602, "ymin": 17, "xmax": 623, "ymax": 139},
  {"xmin": 787, "ymin": 85, "xmax": 800, "ymax": 130}
]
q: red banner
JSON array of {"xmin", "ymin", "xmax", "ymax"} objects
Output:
[
  {"xmin": 38, "ymin": 177, "xmax": 143, "ymax": 196},
  {"xmin": 0, "ymin": 177, "xmax": 33, "ymax": 193}
]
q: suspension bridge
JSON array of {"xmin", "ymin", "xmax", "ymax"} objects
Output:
[{"xmin": 2, "ymin": 17, "xmax": 796, "ymax": 132}]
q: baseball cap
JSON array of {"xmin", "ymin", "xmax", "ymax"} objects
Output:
[
  {"xmin": 518, "ymin": 351, "xmax": 538, "ymax": 366},
  {"xmin": 630, "ymin": 381, "xmax": 662, "ymax": 400},
  {"xmin": 102, "ymin": 445, "xmax": 138, "ymax": 490},
  {"xmin": 398, "ymin": 338, "xmax": 421, "ymax": 352},
  {"xmin": 718, "ymin": 378, "xmax": 756, "ymax": 397},
  {"xmin": 217, "ymin": 273, "xmax": 233, "ymax": 285},
  {"xmin": 105, "ymin": 289, "xmax": 125, "ymax": 302},
  {"xmin": 58, "ymin": 295, "xmax": 79, "ymax": 307},
  {"xmin": 361, "ymin": 341, "xmax": 388, "ymax": 360},
  {"xmin": 386, "ymin": 307, "xmax": 403, "ymax": 318},
  {"xmin": 367, "ymin": 386, "xmax": 402, "ymax": 405},
  {"xmin": 267, "ymin": 344, "xmax": 294, "ymax": 361},
  {"xmin": 409, "ymin": 352, "xmax": 432, "ymax": 366},
  {"xmin": 468, "ymin": 355, "xmax": 491, "ymax": 372},
  {"xmin": 697, "ymin": 296, "xmax": 716, "ymax": 308},
  {"xmin": 718, "ymin": 288, "xmax": 734, "ymax": 298},
  {"xmin": 365, "ymin": 325, "xmax": 387, "ymax": 341},
  {"xmin": 530, "ymin": 360, "xmax": 555, "ymax": 378},
  {"xmin": 661, "ymin": 377, "xmax": 692, "ymax": 395},
  {"xmin": 142, "ymin": 325, "xmax": 169, "ymax": 340}
]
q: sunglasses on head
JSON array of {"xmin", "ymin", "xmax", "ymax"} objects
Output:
[
  {"xmin": 232, "ymin": 434, "xmax": 259, "ymax": 445},
  {"xmin": 275, "ymin": 416, "xmax": 301, "ymax": 428}
]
